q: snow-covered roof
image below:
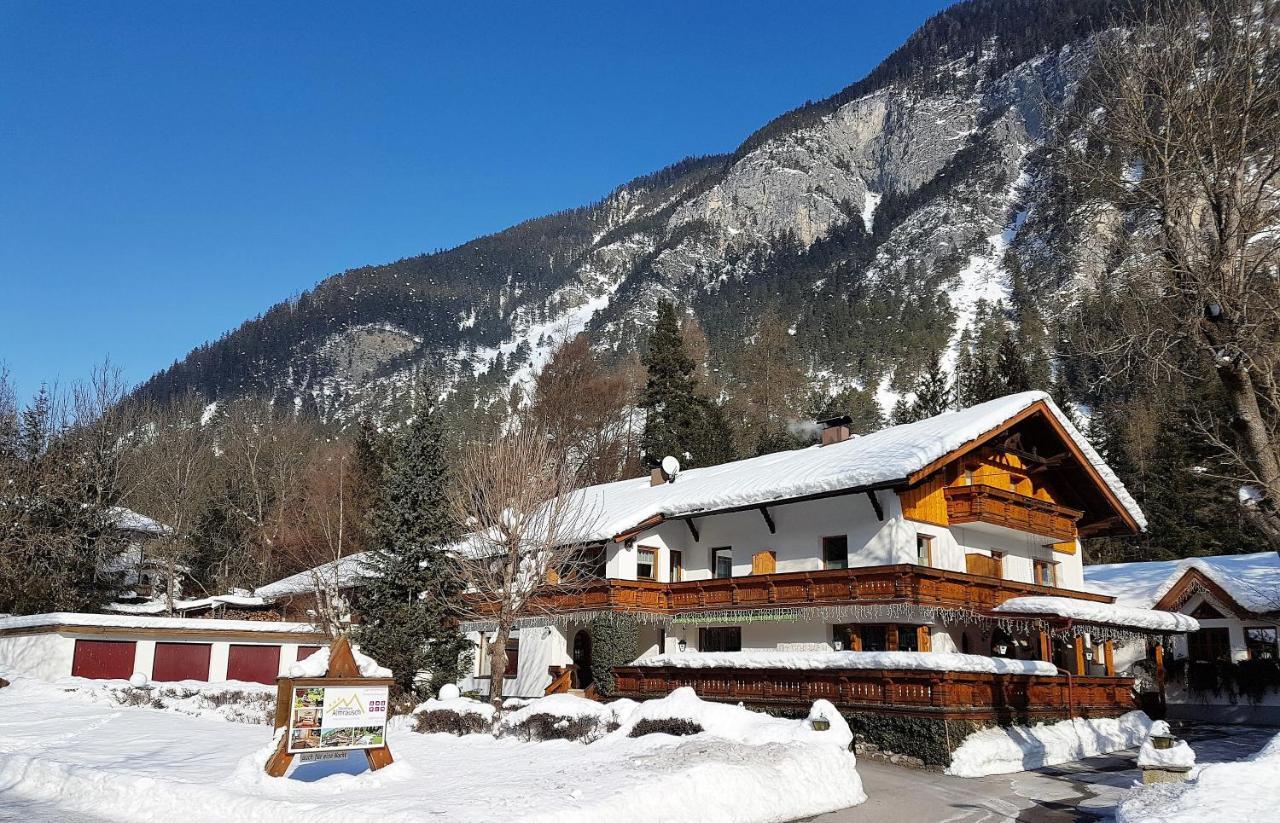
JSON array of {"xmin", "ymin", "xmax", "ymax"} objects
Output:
[
  {"xmin": 104, "ymin": 593, "xmax": 267, "ymax": 615},
  {"xmin": 107, "ymin": 506, "xmax": 170, "ymax": 535},
  {"xmin": 630, "ymin": 650, "xmax": 1058, "ymax": 676},
  {"xmin": 1084, "ymin": 552, "xmax": 1280, "ymax": 614},
  {"xmin": 994, "ymin": 596, "xmax": 1200, "ymax": 633},
  {"xmin": 0, "ymin": 612, "xmax": 319, "ymax": 634},
  {"xmin": 253, "ymin": 552, "xmax": 374, "ymax": 600},
  {"xmin": 556, "ymin": 391, "xmax": 1144, "ymax": 542}
]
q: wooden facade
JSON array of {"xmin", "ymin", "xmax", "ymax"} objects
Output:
[
  {"xmin": 611, "ymin": 664, "xmax": 1136, "ymax": 721},
  {"xmin": 501, "ymin": 564, "xmax": 1112, "ymax": 619}
]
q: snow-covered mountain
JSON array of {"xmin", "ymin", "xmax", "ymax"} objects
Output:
[{"xmin": 135, "ymin": 0, "xmax": 1136, "ymax": 424}]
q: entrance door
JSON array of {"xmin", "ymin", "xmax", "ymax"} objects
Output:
[{"xmin": 572, "ymin": 630, "xmax": 593, "ymax": 689}]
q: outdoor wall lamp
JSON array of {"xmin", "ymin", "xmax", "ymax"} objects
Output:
[{"xmin": 677, "ymin": 639, "xmax": 687, "ymax": 652}]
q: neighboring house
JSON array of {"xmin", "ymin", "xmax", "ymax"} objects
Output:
[
  {"xmin": 253, "ymin": 552, "xmax": 373, "ymax": 624},
  {"xmin": 100, "ymin": 506, "xmax": 182, "ymax": 604},
  {"xmin": 1086, "ymin": 552, "xmax": 1280, "ymax": 724},
  {"xmin": 452, "ymin": 391, "xmax": 1191, "ymax": 724}
]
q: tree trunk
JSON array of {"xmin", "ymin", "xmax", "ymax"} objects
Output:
[
  {"xmin": 487, "ymin": 623, "xmax": 511, "ymax": 708},
  {"xmin": 1215, "ymin": 358, "xmax": 1280, "ymax": 546}
]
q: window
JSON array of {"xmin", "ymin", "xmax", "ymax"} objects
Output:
[
  {"xmin": 1191, "ymin": 601, "xmax": 1226, "ymax": 619},
  {"xmin": 712, "ymin": 547, "xmax": 733, "ymax": 579},
  {"xmin": 897, "ymin": 626, "xmax": 921, "ymax": 653},
  {"xmin": 1187, "ymin": 627, "xmax": 1232, "ymax": 662},
  {"xmin": 1033, "ymin": 559, "xmax": 1058, "ymax": 587},
  {"xmin": 504, "ymin": 641, "xmax": 520, "ymax": 678},
  {"xmin": 583, "ymin": 544, "xmax": 607, "ymax": 579},
  {"xmin": 669, "ymin": 550, "xmax": 683, "ymax": 582},
  {"xmin": 1246, "ymin": 627, "xmax": 1278, "ymax": 660},
  {"xmin": 699, "ymin": 626, "xmax": 741, "ymax": 652},
  {"xmin": 860, "ymin": 625, "xmax": 888, "ymax": 652},
  {"xmin": 915, "ymin": 534, "xmax": 933, "ymax": 567},
  {"xmin": 822, "ymin": 536, "xmax": 848, "ymax": 570},
  {"xmin": 636, "ymin": 547, "xmax": 656, "ymax": 580}
]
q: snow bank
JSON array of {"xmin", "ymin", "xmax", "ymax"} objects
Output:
[
  {"xmin": 1138, "ymin": 739, "xmax": 1196, "ymax": 770},
  {"xmin": 0, "ymin": 670, "xmax": 866, "ymax": 823},
  {"xmin": 993, "ymin": 596, "xmax": 1199, "ymax": 633},
  {"xmin": 1119, "ymin": 732, "xmax": 1280, "ymax": 823},
  {"xmin": 287, "ymin": 644, "xmax": 391, "ymax": 678},
  {"xmin": 946, "ymin": 711, "xmax": 1152, "ymax": 777},
  {"xmin": 608, "ymin": 687, "xmax": 854, "ymax": 750},
  {"xmin": 632, "ymin": 650, "xmax": 1058, "ymax": 676}
]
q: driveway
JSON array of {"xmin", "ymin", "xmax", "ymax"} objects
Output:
[{"xmin": 806, "ymin": 723, "xmax": 1275, "ymax": 822}]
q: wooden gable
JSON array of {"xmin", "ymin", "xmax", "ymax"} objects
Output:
[
  {"xmin": 898, "ymin": 400, "xmax": 1140, "ymax": 538},
  {"xmin": 1155, "ymin": 567, "xmax": 1252, "ymax": 618}
]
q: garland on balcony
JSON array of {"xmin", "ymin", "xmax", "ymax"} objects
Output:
[{"xmin": 459, "ymin": 607, "xmax": 1173, "ymax": 646}]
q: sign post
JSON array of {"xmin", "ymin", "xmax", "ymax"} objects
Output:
[{"xmin": 265, "ymin": 634, "xmax": 395, "ymax": 777}]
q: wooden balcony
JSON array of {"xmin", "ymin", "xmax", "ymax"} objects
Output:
[
  {"xmin": 516, "ymin": 564, "xmax": 1111, "ymax": 617},
  {"xmin": 944, "ymin": 484, "xmax": 1082, "ymax": 541},
  {"xmin": 610, "ymin": 664, "xmax": 1136, "ymax": 721}
]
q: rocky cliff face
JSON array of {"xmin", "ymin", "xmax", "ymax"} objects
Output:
[{"xmin": 135, "ymin": 0, "xmax": 1133, "ymax": 425}]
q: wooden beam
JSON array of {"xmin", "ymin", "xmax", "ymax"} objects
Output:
[
  {"xmin": 686, "ymin": 518, "xmax": 700, "ymax": 543},
  {"xmin": 866, "ymin": 490, "xmax": 884, "ymax": 521},
  {"xmin": 758, "ymin": 506, "xmax": 776, "ymax": 534},
  {"xmin": 1074, "ymin": 636, "xmax": 1087, "ymax": 676}
]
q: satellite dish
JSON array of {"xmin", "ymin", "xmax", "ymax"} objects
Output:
[{"xmin": 661, "ymin": 455, "xmax": 681, "ymax": 480}]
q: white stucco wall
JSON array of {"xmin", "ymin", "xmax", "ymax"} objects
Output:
[{"xmin": 0, "ymin": 633, "xmax": 75, "ymax": 680}]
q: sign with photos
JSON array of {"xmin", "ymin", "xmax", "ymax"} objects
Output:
[{"xmin": 287, "ymin": 684, "xmax": 389, "ymax": 753}]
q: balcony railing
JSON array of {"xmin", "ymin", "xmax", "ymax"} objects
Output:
[
  {"xmin": 515, "ymin": 564, "xmax": 1112, "ymax": 616},
  {"xmin": 944, "ymin": 484, "xmax": 1083, "ymax": 541},
  {"xmin": 610, "ymin": 664, "xmax": 1136, "ymax": 720}
]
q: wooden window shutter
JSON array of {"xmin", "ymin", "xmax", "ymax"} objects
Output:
[
  {"xmin": 917, "ymin": 626, "xmax": 931, "ymax": 653},
  {"xmin": 751, "ymin": 550, "xmax": 776, "ymax": 575}
]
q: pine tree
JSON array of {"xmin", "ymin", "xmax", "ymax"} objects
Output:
[
  {"xmin": 910, "ymin": 356, "xmax": 954, "ymax": 419},
  {"xmin": 995, "ymin": 330, "xmax": 1033, "ymax": 394},
  {"xmin": 355, "ymin": 392, "xmax": 472, "ymax": 698}
]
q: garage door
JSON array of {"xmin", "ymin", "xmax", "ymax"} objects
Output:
[
  {"xmin": 152, "ymin": 642, "xmax": 212, "ymax": 682},
  {"xmin": 226, "ymin": 644, "xmax": 280, "ymax": 684},
  {"xmin": 71, "ymin": 639, "xmax": 136, "ymax": 679},
  {"xmin": 296, "ymin": 645, "xmax": 322, "ymax": 660}
]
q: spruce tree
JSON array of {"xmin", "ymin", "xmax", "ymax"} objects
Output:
[
  {"xmin": 995, "ymin": 330, "xmax": 1033, "ymax": 394},
  {"xmin": 640, "ymin": 300, "xmax": 723, "ymax": 467},
  {"xmin": 355, "ymin": 393, "xmax": 471, "ymax": 698},
  {"xmin": 909, "ymin": 356, "xmax": 954, "ymax": 419}
]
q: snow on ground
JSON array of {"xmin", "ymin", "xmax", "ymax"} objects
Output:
[
  {"xmin": 1118, "ymin": 731, "xmax": 1280, "ymax": 823},
  {"xmin": 38, "ymin": 675, "xmax": 275, "ymax": 725},
  {"xmin": 0, "ymin": 674, "xmax": 864, "ymax": 823},
  {"xmin": 946, "ymin": 711, "xmax": 1153, "ymax": 778},
  {"xmin": 993, "ymin": 596, "xmax": 1199, "ymax": 633},
  {"xmin": 632, "ymin": 650, "xmax": 1058, "ymax": 675}
]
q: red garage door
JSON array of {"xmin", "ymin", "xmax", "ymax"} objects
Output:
[
  {"xmin": 227, "ymin": 644, "xmax": 280, "ymax": 685},
  {"xmin": 152, "ymin": 642, "xmax": 212, "ymax": 682},
  {"xmin": 71, "ymin": 639, "xmax": 136, "ymax": 679},
  {"xmin": 296, "ymin": 645, "xmax": 322, "ymax": 660}
]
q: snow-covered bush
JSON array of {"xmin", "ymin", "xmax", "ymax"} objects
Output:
[
  {"xmin": 498, "ymin": 693, "xmax": 622, "ymax": 743},
  {"xmin": 627, "ymin": 717, "xmax": 703, "ymax": 738},
  {"xmin": 413, "ymin": 697, "xmax": 496, "ymax": 735}
]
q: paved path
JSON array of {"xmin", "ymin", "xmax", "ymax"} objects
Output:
[{"xmin": 806, "ymin": 723, "xmax": 1274, "ymax": 822}]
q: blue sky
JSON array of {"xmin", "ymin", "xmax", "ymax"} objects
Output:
[{"xmin": 0, "ymin": 1, "xmax": 954, "ymax": 401}]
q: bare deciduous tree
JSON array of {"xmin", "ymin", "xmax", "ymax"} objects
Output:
[
  {"xmin": 1066, "ymin": 0, "xmax": 1280, "ymax": 542},
  {"xmin": 447, "ymin": 422, "xmax": 601, "ymax": 707},
  {"xmin": 278, "ymin": 440, "xmax": 368, "ymax": 635},
  {"xmin": 124, "ymin": 392, "xmax": 215, "ymax": 612}
]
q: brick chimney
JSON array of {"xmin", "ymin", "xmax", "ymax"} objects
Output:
[
  {"xmin": 650, "ymin": 466, "xmax": 666, "ymax": 487},
  {"xmin": 818, "ymin": 415, "xmax": 852, "ymax": 446}
]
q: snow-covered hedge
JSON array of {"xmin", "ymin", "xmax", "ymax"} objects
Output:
[
  {"xmin": 51, "ymin": 676, "xmax": 275, "ymax": 724},
  {"xmin": 413, "ymin": 697, "xmax": 497, "ymax": 736},
  {"xmin": 946, "ymin": 711, "xmax": 1152, "ymax": 777}
]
